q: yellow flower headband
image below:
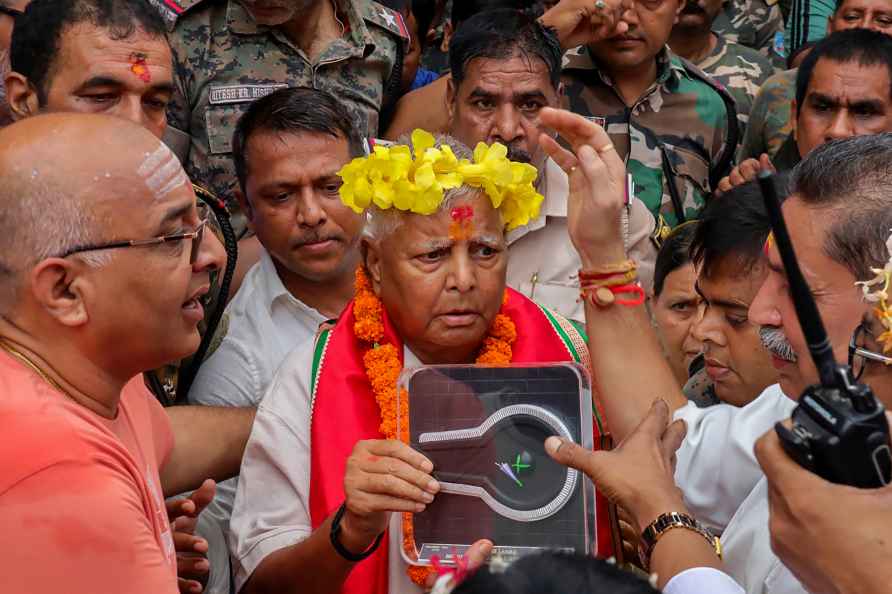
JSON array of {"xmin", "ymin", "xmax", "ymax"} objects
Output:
[
  {"xmin": 855, "ymin": 231, "xmax": 892, "ymax": 357},
  {"xmin": 337, "ymin": 129, "xmax": 544, "ymax": 231}
]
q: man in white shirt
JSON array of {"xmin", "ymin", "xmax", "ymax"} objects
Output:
[
  {"xmin": 445, "ymin": 9, "xmax": 658, "ymax": 321},
  {"xmin": 187, "ymin": 87, "xmax": 366, "ymax": 590},
  {"xmin": 558, "ymin": 114, "xmax": 892, "ymax": 594}
]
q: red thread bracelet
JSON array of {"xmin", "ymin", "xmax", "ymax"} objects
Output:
[{"xmin": 610, "ymin": 283, "xmax": 646, "ymax": 306}]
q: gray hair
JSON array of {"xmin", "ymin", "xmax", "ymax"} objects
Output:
[
  {"xmin": 790, "ymin": 133, "xmax": 892, "ymax": 281},
  {"xmin": 0, "ymin": 174, "xmax": 112, "ymax": 314},
  {"xmin": 362, "ymin": 133, "xmax": 500, "ymax": 241}
]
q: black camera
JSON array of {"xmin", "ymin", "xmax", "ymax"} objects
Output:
[{"xmin": 758, "ymin": 173, "xmax": 892, "ymax": 489}]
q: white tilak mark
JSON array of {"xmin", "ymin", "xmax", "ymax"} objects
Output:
[
  {"xmin": 138, "ymin": 144, "xmax": 187, "ymax": 198},
  {"xmin": 137, "ymin": 146, "xmax": 170, "ymax": 177}
]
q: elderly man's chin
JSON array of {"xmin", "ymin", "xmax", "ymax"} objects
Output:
[{"xmin": 421, "ymin": 317, "xmax": 492, "ymax": 361}]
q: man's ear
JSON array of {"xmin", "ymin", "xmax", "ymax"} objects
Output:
[
  {"xmin": 29, "ymin": 259, "xmax": 90, "ymax": 327},
  {"xmin": 5, "ymin": 72, "xmax": 40, "ymax": 121},
  {"xmin": 234, "ymin": 187, "xmax": 254, "ymax": 226},
  {"xmin": 361, "ymin": 237, "xmax": 384, "ymax": 297},
  {"xmin": 446, "ymin": 77, "xmax": 457, "ymax": 123}
]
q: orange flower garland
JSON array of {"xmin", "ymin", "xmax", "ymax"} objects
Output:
[{"xmin": 353, "ymin": 267, "xmax": 516, "ymax": 586}]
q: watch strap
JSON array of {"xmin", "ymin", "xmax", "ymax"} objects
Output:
[
  {"xmin": 638, "ymin": 511, "xmax": 722, "ymax": 571},
  {"xmin": 329, "ymin": 502, "xmax": 384, "ymax": 562}
]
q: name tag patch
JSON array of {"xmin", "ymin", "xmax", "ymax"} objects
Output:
[{"xmin": 208, "ymin": 84, "xmax": 288, "ymax": 105}]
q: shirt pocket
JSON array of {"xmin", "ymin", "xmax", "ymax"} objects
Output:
[
  {"xmin": 664, "ymin": 145, "xmax": 712, "ymax": 220},
  {"xmin": 666, "ymin": 145, "xmax": 711, "ymax": 195}
]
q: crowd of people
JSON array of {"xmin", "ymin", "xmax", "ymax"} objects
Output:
[{"xmin": 2, "ymin": 0, "xmax": 892, "ymax": 593}]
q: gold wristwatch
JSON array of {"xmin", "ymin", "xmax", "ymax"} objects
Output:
[{"xmin": 638, "ymin": 511, "xmax": 722, "ymax": 572}]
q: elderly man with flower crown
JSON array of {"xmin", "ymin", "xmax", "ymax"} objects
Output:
[{"xmin": 226, "ymin": 125, "xmax": 619, "ymax": 594}]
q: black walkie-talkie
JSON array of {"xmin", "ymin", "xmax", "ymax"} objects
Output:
[{"xmin": 758, "ymin": 172, "xmax": 892, "ymax": 488}]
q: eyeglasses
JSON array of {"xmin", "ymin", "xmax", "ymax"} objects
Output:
[
  {"xmin": 0, "ymin": 5, "xmax": 24, "ymax": 18},
  {"xmin": 848, "ymin": 322, "xmax": 892, "ymax": 380},
  {"xmin": 60, "ymin": 218, "xmax": 209, "ymax": 264}
]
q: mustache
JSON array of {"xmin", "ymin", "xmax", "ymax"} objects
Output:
[
  {"xmin": 292, "ymin": 230, "xmax": 340, "ymax": 248},
  {"xmin": 506, "ymin": 144, "xmax": 532, "ymax": 163},
  {"xmin": 759, "ymin": 326, "xmax": 798, "ymax": 362}
]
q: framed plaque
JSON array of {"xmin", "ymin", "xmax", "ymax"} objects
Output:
[{"xmin": 397, "ymin": 363, "xmax": 596, "ymax": 567}]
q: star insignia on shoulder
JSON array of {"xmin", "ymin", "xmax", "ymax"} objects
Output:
[{"xmin": 379, "ymin": 7, "xmax": 397, "ymax": 28}]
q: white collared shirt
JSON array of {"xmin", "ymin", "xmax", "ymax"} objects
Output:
[
  {"xmin": 188, "ymin": 248, "xmax": 327, "ymax": 526},
  {"xmin": 506, "ymin": 158, "xmax": 658, "ymax": 322},
  {"xmin": 674, "ymin": 384, "xmax": 806, "ymax": 594}
]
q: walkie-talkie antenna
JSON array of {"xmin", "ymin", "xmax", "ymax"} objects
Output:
[{"xmin": 757, "ymin": 172, "xmax": 838, "ymax": 388}]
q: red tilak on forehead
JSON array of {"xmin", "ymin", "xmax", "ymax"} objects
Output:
[
  {"xmin": 130, "ymin": 53, "xmax": 151, "ymax": 83},
  {"xmin": 449, "ymin": 205, "xmax": 475, "ymax": 241},
  {"xmin": 451, "ymin": 205, "xmax": 474, "ymax": 221},
  {"xmin": 764, "ymin": 232, "xmax": 774, "ymax": 257}
]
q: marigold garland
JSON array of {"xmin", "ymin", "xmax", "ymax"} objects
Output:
[
  {"xmin": 856, "ymin": 232, "xmax": 892, "ymax": 356},
  {"xmin": 353, "ymin": 267, "xmax": 516, "ymax": 586}
]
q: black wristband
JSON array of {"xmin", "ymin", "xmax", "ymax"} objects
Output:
[{"xmin": 330, "ymin": 503, "xmax": 384, "ymax": 562}]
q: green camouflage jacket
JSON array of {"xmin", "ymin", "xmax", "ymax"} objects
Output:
[
  {"xmin": 562, "ymin": 46, "xmax": 737, "ymax": 227},
  {"xmin": 739, "ymin": 67, "xmax": 796, "ymax": 161},
  {"xmin": 157, "ymin": 0, "xmax": 408, "ymax": 235},
  {"xmin": 712, "ymin": 0, "xmax": 786, "ymax": 65},
  {"xmin": 697, "ymin": 34, "xmax": 777, "ymax": 131}
]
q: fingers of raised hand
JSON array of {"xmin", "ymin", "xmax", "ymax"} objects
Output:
[
  {"xmin": 539, "ymin": 107, "xmax": 611, "ymax": 152},
  {"xmin": 540, "ymin": 133, "xmax": 579, "ymax": 175}
]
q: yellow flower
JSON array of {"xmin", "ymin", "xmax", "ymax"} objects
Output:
[{"xmin": 337, "ymin": 129, "xmax": 543, "ymax": 231}]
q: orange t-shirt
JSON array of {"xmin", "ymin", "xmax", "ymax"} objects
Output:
[{"xmin": 0, "ymin": 351, "xmax": 177, "ymax": 594}]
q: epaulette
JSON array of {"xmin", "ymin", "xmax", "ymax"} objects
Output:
[
  {"xmin": 674, "ymin": 55, "xmax": 740, "ymax": 188},
  {"xmin": 362, "ymin": 1, "xmax": 410, "ymax": 42},
  {"xmin": 145, "ymin": 0, "xmax": 206, "ymax": 31}
]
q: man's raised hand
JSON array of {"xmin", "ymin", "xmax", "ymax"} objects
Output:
[{"xmin": 539, "ymin": 107, "xmax": 628, "ymax": 268}]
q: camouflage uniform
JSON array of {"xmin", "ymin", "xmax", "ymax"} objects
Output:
[
  {"xmin": 696, "ymin": 34, "xmax": 776, "ymax": 131},
  {"xmin": 562, "ymin": 46, "xmax": 738, "ymax": 227},
  {"xmin": 156, "ymin": 0, "xmax": 408, "ymax": 235},
  {"xmin": 739, "ymin": 68, "xmax": 796, "ymax": 162},
  {"xmin": 712, "ymin": 0, "xmax": 786, "ymax": 66}
]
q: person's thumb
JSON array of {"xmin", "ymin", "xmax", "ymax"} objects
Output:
[{"xmin": 546, "ymin": 436, "xmax": 601, "ymax": 478}]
